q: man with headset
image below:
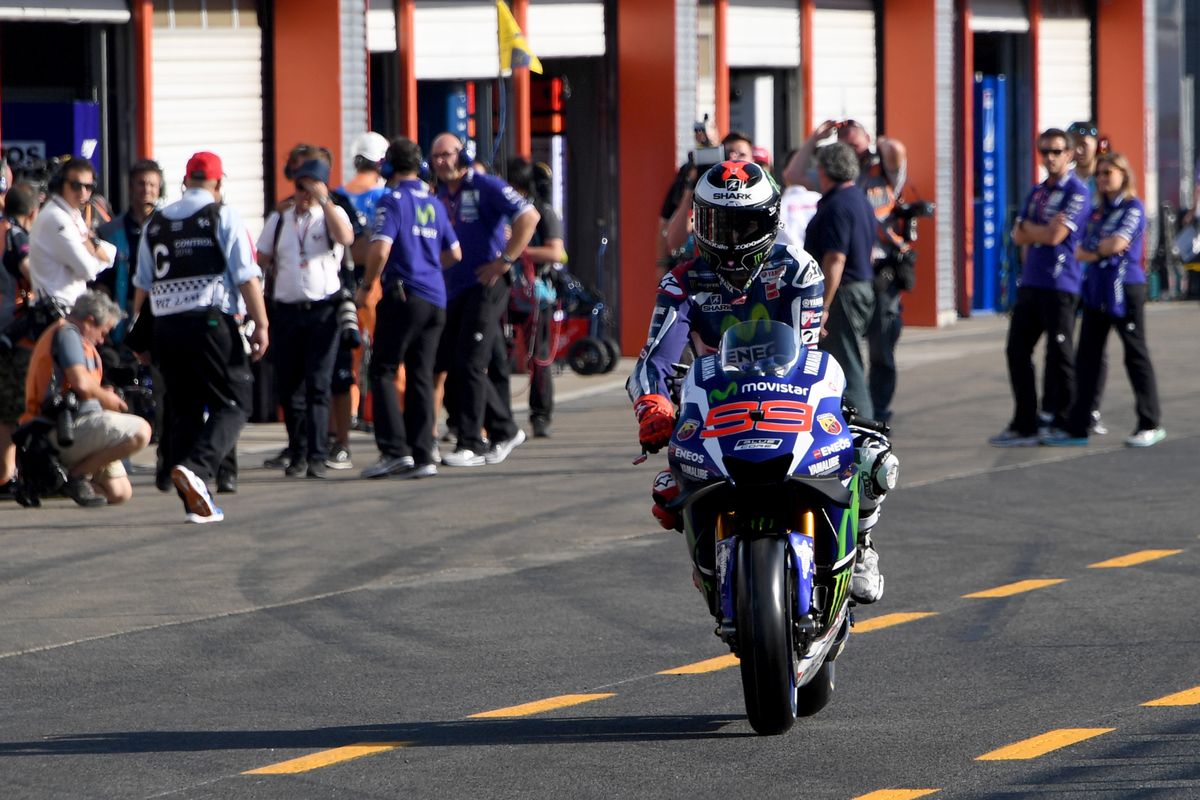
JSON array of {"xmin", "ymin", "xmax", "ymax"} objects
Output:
[{"xmin": 429, "ymin": 132, "xmax": 539, "ymax": 467}]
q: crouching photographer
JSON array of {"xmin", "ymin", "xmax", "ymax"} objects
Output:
[{"xmin": 18, "ymin": 291, "xmax": 151, "ymax": 506}]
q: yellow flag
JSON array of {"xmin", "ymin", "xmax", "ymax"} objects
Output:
[{"xmin": 497, "ymin": 0, "xmax": 543, "ymax": 75}]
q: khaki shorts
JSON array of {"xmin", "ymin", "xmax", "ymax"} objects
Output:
[{"xmin": 53, "ymin": 410, "xmax": 144, "ymax": 479}]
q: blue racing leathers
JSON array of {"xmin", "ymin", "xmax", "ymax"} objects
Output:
[{"xmin": 627, "ymin": 243, "xmax": 825, "ymax": 403}]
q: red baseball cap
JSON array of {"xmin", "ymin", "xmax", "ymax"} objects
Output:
[
  {"xmin": 186, "ymin": 151, "xmax": 224, "ymax": 181},
  {"xmin": 752, "ymin": 146, "xmax": 771, "ymax": 166}
]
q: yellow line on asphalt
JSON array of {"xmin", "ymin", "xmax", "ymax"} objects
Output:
[
  {"xmin": 243, "ymin": 742, "xmax": 408, "ymax": 775},
  {"xmin": 963, "ymin": 579, "xmax": 1066, "ymax": 598},
  {"xmin": 975, "ymin": 728, "xmax": 1113, "ymax": 760},
  {"xmin": 659, "ymin": 654, "xmax": 740, "ymax": 674},
  {"xmin": 467, "ymin": 693, "xmax": 615, "ymax": 718},
  {"xmin": 1088, "ymin": 549, "xmax": 1183, "ymax": 568},
  {"xmin": 853, "ymin": 612, "xmax": 939, "ymax": 633},
  {"xmin": 852, "ymin": 790, "xmax": 939, "ymax": 800},
  {"xmin": 1142, "ymin": 685, "xmax": 1200, "ymax": 706}
]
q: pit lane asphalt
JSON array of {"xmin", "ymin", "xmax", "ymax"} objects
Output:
[{"xmin": 2, "ymin": 303, "xmax": 1198, "ymax": 799}]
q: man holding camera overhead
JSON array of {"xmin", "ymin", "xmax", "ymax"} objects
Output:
[
  {"xmin": 785, "ymin": 120, "xmax": 913, "ymax": 423},
  {"xmin": 256, "ymin": 157, "xmax": 355, "ymax": 480}
]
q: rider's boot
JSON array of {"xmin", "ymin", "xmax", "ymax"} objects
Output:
[
  {"xmin": 850, "ymin": 512, "xmax": 885, "ymax": 604},
  {"xmin": 650, "ymin": 470, "xmax": 682, "ymax": 531}
]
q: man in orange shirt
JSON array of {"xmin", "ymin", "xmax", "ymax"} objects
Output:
[{"xmin": 23, "ymin": 291, "xmax": 150, "ymax": 506}]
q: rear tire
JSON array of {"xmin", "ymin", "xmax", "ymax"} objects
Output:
[{"xmin": 736, "ymin": 537, "xmax": 797, "ymax": 735}]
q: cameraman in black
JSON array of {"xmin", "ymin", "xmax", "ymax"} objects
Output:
[
  {"xmin": 21, "ymin": 290, "xmax": 150, "ymax": 506},
  {"xmin": 786, "ymin": 120, "xmax": 926, "ymax": 424}
]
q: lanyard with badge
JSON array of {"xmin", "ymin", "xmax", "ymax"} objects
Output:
[{"xmin": 295, "ymin": 208, "xmax": 316, "ymax": 268}]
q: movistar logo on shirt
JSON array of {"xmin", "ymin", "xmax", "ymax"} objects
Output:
[{"xmin": 416, "ymin": 204, "xmax": 437, "ymax": 226}]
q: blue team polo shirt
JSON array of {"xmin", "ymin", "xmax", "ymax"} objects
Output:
[
  {"xmin": 370, "ymin": 179, "xmax": 459, "ymax": 308},
  {"xmin": 1016, "ymin": 172, "xmax": 1092, "ymax": 294},
  {"xmin": 436, "ymin": 170, "xmax": 532, "ymax": 302},
  {"xmin": 1080, "ymin": 195, "xmax": 1147, "ymax": 316}
]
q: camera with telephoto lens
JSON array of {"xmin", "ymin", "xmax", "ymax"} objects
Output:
[
  {"xmin": 42, "ymin": 391, "xmax": 80, "ymax": 448},
  {"xmin": 336, "ymin": 289, "xmax": 361, "ymax": 349},
  {"xmin": 893, "ymin": 199, "xmax": 936, "ymax": 243}
]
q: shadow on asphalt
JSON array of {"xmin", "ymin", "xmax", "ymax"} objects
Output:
[{"xmin": 0, "ymin": 714, "xmax": 751, "ymax": 754}]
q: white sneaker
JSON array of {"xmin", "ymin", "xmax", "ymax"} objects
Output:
[
  {"xmin": 484, "ymin": 429, "xmax": 527, "ymax": 465},
  {"xmin": 171, "ymin": 465, "xmax": 223, "ymax": 524},
  {"xmin": 325, "ymin": 443, "xmax": 353, "ymax": 470},
  {"xmin": 361, "ymin": 455, "xmax": 414, "ymax": 478},
  {"xmin": 442, "ymin": 448, "xmax": 486, "ymax": 467},
  {"xmin": 850, "ymin": 544, "xmax": 884, "ymax": 604},
  {"xmin": 1089, "ymin": 411, "xmax": 1109, "ymax": 436},
  {"xmin": 1125, "ymin": 428, "xmax": 1165, "ymax": 448}
]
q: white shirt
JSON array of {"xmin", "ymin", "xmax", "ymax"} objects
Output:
[
  {"xmin": 28, "ymin": 195, "xmax": 116, "ymax": 306},
  {"xmin": 257, "ymin": 202, "xmax": 348, "ymax": 303},
  {"xmin": 776, "ymin": 185, "xmax": 823, "ymax": 249}
]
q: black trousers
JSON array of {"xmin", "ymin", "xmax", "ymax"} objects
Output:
[
  {"xmin": 527, "ymin": 309, "xmax": 555, "ymax": 424},
  {"xmin": 369, "ymin": 287, "xmax": 445, "ymax": 465},
  {"xmin": 439, "ymin": 281, "xmax": 517, "ymax": 453},
  {"xmin": 868, "ymin": 281, "xmax": 902, "ymax": 422},
  {"xmin": 1066, "ymin": 283, "xmax": 1161, "ymax": 437},
  {"xmin": 1005, "ymin": 287, "xmax": 1078, "ymax": 435},
  {"xmin": 154, "ymin": 310, "xmax": 253, "ymax": 483},
  {"xmin": 271, "ymin": 299, "xmax": 340, "ymax": 463}
]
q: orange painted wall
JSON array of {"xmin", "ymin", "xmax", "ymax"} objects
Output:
[
  {"xmin": 618, "ymin": 2, "xmax": 676, "ymax": 354},
  {"xmin": 396, "ymin": 0, "xmax": 418, "ymax": 139},
  {"xmin": 1096, "ymin": 0, "xmax": 1146, "ymax": 193},
  {"xmin": 882, "ymin": 0, "xmax": 939, "ymax": 326},
  {"xmin": 133, "ymin": 0, "xmax": 154, "ymax": 158},
  {"xmin": 272, "ymin": 0, "xmax": 344, "ymax": 199}
]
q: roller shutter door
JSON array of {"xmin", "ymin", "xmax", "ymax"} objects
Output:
[
  {"xmin": 527, "ymin": 1, "xmax": 604, "ymax": 58},
  {"xmin": 728, "ymin": 0, "xmax": 800, "ymax": 69},
  {"xmin": 811, "ymin": 0, "xmax": 876, "ymax": 136},
  {"xmin": 151, "ymin": 1, "xmax": 265, "ymax": 233},
  {"xmin": 414, "ymin": 1, "xmax": 497, "ymax": 80},
  {"xmin": 1037, "ymin": 2, "xmax": 1092, "ymax": 131}
]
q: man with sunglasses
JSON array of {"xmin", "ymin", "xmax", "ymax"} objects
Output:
[
  {"xmin": 28, "ymin": 158, "xmax": 116, "ymax": 308},
  {"xmin": 990, "ymin": 128, "xmax": 1092, "ymax": 447}
]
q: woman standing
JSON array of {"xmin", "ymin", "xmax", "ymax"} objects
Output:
[{"xmin": 1044, "ymin": 153, "xmax": 1165, "ymax": 448}]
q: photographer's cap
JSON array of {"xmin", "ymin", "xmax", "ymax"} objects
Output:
[
  {"xmin": 186, "ymin": 151, "xmax": 224, "ymax": 181},
  {"xmin": 292, "ymin": 158, "xmax": 331, "ymax": 185}
]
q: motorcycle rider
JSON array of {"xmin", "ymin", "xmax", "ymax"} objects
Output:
[{"xmin": 628, "ymin": 160, "xmax": 888, "ymax": 606}]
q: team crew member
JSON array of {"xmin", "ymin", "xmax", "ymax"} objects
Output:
[
  {"xmin": 133, "ymin": 151, "xmax": 269, "ymax": 523},
  {"xmin": 97, "ymin": 159, "xmax": 163, "ymax": 342},
  {"xmin": 257, "ymin": 158, "xmax": 354, "ymax": 479},
  {"xmin": 431, "ymin": 132, "xmax": 539, "ymax": 467},
  {"xmin": 358, "ymin": 137, "xmax": 461, "ymax": 479},
  {"xmin": 629, "ymin": 160, "xmax": 886, "ymax": 606},
  {"xmin": 990, "ymin": 129, "xmax": 1092, "ymax": 446},
  {"xmin": 28, "ymin": 158, "xmax": 116, "ymax": 307},
  {"xmin": 1043, "ymin": 153, "xmax": 1164, "ymax": 448}
]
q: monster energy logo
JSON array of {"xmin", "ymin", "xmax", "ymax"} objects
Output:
[
  {"xmin": 827, "ymin": 569, "xmax": 852, "ymax": 626},
  {"xmin": 416, "ymin": 204, "xmax": 437, "ymax": 225}
]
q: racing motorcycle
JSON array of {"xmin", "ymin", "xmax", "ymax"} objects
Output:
[{"xmin": 660, "ymin": 320, "xmax": 897, "ymax": 735}]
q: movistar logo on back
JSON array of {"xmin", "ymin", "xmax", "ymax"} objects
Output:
[{"xmin": 415, "ymin": 204, "xmax": 437, "ymax": 225}]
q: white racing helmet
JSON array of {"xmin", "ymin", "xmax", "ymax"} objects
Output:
[{"xmin": 692, "ymin": 160, "xmax": 781, "ymax": 292}]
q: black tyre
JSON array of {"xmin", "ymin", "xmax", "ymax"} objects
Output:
[
  {"xmin": 796, "ymin": 660, "xmax": 835, "ymax": 717},
  {"xmin": 567, "ymin": 337, "xmax": 606, "ymax": 375},
  {"xmin": 736, "ymin": 536, "xmax": 797, "ymax": 735},
  {"xmin": 600, "ymin": 337, "xmax": 622, "ymax": 373}
]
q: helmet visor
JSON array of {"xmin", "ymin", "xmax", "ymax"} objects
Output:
[{"xmin": 693, "ymin": 204, "xmax": 776, "ymax": 253}]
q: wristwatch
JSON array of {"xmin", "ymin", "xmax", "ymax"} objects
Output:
[{"xmin": 501, "ymin": 254, "xmax": 516, "ymax": 267}]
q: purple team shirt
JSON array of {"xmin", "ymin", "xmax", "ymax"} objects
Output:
[
  {"xmin": 436, "ymin": 170, "xmax": 533, "ymax": 302},
  {"xmin": 1016, "ymin": 172, "xmax": 1092, "ymax": 294},
  {"xmin": 371, "ymin": 179, "xmax": 459, "ymax": 307},
  {"xmin": 1080, "ymin": 195, "xmax": 1147, "ymax": 317}
]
